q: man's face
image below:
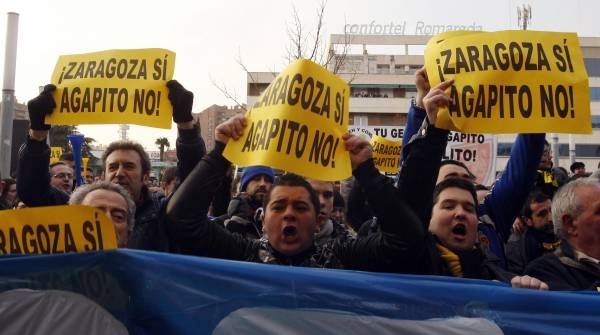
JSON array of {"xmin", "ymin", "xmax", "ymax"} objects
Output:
[
  {"xmin": 263, "ymin": 185, "xmax": 318, "ymax": 256},
  {"xmin": 429, "ymin": 187, "xmax": 478, "ymax": 252},
  {"xmin": 7, "ymin": 183, "xmax": 17, "ymax": 202},
  {"xmin": 85, "ymin": 170, "xmax": 94, "ymax": 184},
  {"xmin": 50, "ymin": 164, "xmax": 74, "ymax": 194},
  {"xmin": 246, "ymin": 174, "xmax": 272, "ymax": 203},
  {"xmin": 567, "ymin": 184, "xmax": 600, "ymax": 259},
  {"xmin": 332, "ymin": 207, "xmax": 345, "ymax": 225},
  {"xmin": 307, "ymin": 180, "xmax": 334, "ymax": 226},
  {"xmin": 81, "ymin": 189, "xmax": 129, "ymax": 248},
  {"xmin": 437, "ymin": 164, "xmax": 475, "ymax": 184},
  {"xmin": 526, "ymin": 199, "xmax": 553, "ymax": 232},
  {"xmin": 573, "ymin": 167, "xmax": 586, "ymax": 177},
  {"xmin": 104, "ymin": 149, "xmax": 147, "ymax": 204},
  {"xmin": 539, "ymin": 144, "xmax": 553, "ymax": 170}
]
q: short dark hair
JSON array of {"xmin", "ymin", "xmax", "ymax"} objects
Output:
[
  {"xmin": 333, "ymin": 190, "xmax": 345, "ymax": 208},
  {"xmin": 263, "ymin": 173, "xmax": 320, "ymax": 215},
  {"xmin": 440, "ymin": 159, "xmax": 475, "ymax": 180},
  {"xmin": 1, "ymin": 178, "xmax": 15, "ymax": 198},
  {"xmin": 433, "ymin": 177, "xmax": 478, "ymax": 207},
  {"xmin": 570, "ymin": 161, "xmax": 585, "ymax": 173},
  {"xmin": 161, "ymin": 166, "xmax": 178, "ymax": 184},
  {"xmin": 475, "ymin": 184, "xmax": 489, "ymax": 191},
  {"xmin": 101, "ymin": 141, "xmax": 151, "ymax": 176},
  {"xmin": 521, "ymin": 190, "xmax": 551, "ymax": 219}
]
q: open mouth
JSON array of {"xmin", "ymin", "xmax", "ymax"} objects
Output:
[
  {"xmin": 452, "ymin": 224, "xmax": 467, "ymax": 236},
  {"xmin": 283, "ymin": 226, "xmax": 297, "ymax": 237}
]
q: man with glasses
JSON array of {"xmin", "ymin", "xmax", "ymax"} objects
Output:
[{"xmin": 49, "ymin": 161, "xmax": 74, "ymax": 195}]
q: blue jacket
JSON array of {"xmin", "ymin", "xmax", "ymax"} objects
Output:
[{"xmin": 401, "ymin": 103, "xmax": 545, "ymax": 260}]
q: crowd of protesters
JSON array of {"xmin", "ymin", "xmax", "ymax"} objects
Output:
[{"xmin": 1, "ymin": 69, "xmax": 598, "ymax": 293}]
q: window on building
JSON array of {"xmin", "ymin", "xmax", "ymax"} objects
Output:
[
  {"xmin": 497, "ymin": 143, "xmax": 513, "ymax": 156},
  {"xmin": 354, "ymin": 115, "xmax": 368, "ymax": 126},
  {"xmin": 376, "ymin": 64, "xmax": 390, "ymax": 74},
  {"xmin": 590, "ymin": 87, "xmax": 600, "ymax": 101},
  {"xmin": 592, "ymin": 115, "xmax": 600, "ymax": 128},
  {"xmin": 584, "ymin": 58, "xmax": 600, "ymax": 76},
  {"xmin": 498, "ymin": 142, "xmax": 600, "ymax": 158},
  {"xmin": 575, "ymin": 144, "xmax": 600, "ymax": 157}
]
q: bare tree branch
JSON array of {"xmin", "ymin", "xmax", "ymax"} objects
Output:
[
  {"xmin": 286, "ymin": 4, "xmax": 305, "ymax": 61},
  {"xmin": 215, "ymin": 1, "xmax": 358, "ymax": 110},
  {"xmin": 209, "ymin": 75, "xmax": 247, "ymax": 112},
  {"xmin": 308, "ymin": 0, "xmax": 327, "ymax": 62}
]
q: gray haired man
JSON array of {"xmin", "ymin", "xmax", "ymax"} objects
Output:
[
  {"xmin": 525, "ymin": 177, "xmax": 600, "ymax": 291},
  {"xmin": 70, "ymin": 182, "xmax": 136, "ymax": 248}
]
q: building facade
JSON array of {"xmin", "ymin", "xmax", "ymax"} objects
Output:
[
  {"xmin": 195, "ymin": 104, "xmax": 246, "ymax": 151},
  {"xmin": 247, "ymin": 34, "xmax": 600, "ymax": 174}
]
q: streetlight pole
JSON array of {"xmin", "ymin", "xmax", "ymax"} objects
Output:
[{"xmin": 0, "ymin": 12, "xmax": 19, "ymax": 178}]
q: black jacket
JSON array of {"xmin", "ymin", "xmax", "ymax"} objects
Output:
[
  {"xmin": 17, "ymin": 137, "xmax": 70, "ymax": 207},
  {"xmin": 396, "ymin": 120, "xmax": 515, "ymax": 282},
  {"xmin": 17, "ymin": 126, "xmax": 206, "ymax": 251},
  {"xmin": 212, "ymin": 194, "xmax": 264, "ymax": 240},
  {"xmin": 525, "ymin": 241, "xmax": 600, "ymax": 291},
  {"xmin": 424, "ymin": 234, "xmax": 515, "ymax": 282},
  {"xmin": 166, "ymin": 142, "xmax": 425, "ymax": 273},
  {"xmin": 505, "ymin": 228, "xmax": 560, "ymax": 275}
]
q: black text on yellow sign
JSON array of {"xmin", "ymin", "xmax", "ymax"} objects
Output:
[
  {"xmin": 0, "ymin": 205, "xmax": 117, "ymax": 255},
  {"xmin": 56, "ymin": 56, "xmax": 169, "ymax": 115},
  {"xmin": 252, "ymin": 73, "xmax": 347, "ymax": 126},
  {"xmin": 370, "ymin": 135, "xmax": 402, "ymax": 174},
  {"xmin": 48, "ymin": 49, "xmax": 176, "ymax": 129},
  {"xmin": 425, "ymin": 31, "xmax": 590, "ymax": 134},
  {"xmin": 241, "ymin": 117, "xmax": 341, "ymax": 169},
  {"xmin": 224, "ymin": 59, "xmax": 351, "ymax": 181}
]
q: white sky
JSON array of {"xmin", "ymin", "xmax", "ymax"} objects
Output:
[{"xmin": 0, "ymin": 0, "xmax": 598, "ymax": 150}]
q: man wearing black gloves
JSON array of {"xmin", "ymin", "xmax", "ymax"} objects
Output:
[
  {"xmin": 18, "ymin": 80, "xmax": 206, "ymax": 251},
  {"xmin": 166, "ymin": 115, "xmax": 424, "ymax": 272}
]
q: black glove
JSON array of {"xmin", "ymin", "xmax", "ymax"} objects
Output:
[
  {"xmin": 167, "ymin": 80, "xmax": 193, "ymax": 123},
  {"xmin": 27, "ymin": 84, "xmax": 56, "ymax": 131}
]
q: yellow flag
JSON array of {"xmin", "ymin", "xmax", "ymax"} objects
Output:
[
  {"xmin": 0, "ymin": 205, "xmax": 117, "ymax": 255},
  {"xmin": 371, "ymin": 135, "xmax": 402, "ymax": 173},
  {"xmin": 425, "ymin": 30, "xmax": 590, "ymax": 134},
  {"xmin": 50, "ymin": 146, "xmax": 63, "ymax": 164},
  {"xmin": 47, "ymin": 48, "xmax": 175, "ymax": 129},
  {"xmin": 223, "ymin": 59, "xmax": 351, "ymax": 181},
  {"xmin": 82, "ymin": 157, "xmax": 90, "ymax": 180}
]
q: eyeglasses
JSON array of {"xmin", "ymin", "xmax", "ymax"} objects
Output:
[{"xmin": 52, "ymin": 173, "xmax": 74, "ymax": 180}]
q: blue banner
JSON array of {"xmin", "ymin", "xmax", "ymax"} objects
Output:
[{"xmin": 0, "ymin": 250, "xmax": 597, "ymax": 334}]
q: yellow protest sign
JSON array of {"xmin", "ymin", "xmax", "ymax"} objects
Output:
[
  {"xmin": 50, "ymin": 146, "xmax": 63, "ymax": 164},
  {"xmin": 425, "ymin": 30, "xmax": 591, "ymax": 134},
  {"xmin": 223, "ymin": 59, "xmax": 351, "ymax": 181},
  {"xmin": 0, "ymin": 205, "xmax": 117, "ymax": 255},
  {"xmin": 371, "ymin": 135, "xmax": 402, "ymax": 173},
  {"xmin": 47, "ymin": 48, "xmax": 175, "ymax": 129}
]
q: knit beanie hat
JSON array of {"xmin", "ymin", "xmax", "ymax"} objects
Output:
[{"xmin": 239, "ymin": 166, "xmax": 274, "ymax": 192}]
